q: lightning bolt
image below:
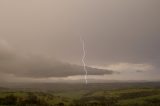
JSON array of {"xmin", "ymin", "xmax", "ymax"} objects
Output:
[{"xmin": 80, "ymin": 37, "xmax": 88, "ymax": 84}]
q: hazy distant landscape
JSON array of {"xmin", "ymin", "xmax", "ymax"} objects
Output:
[{"xmin": 0, "ymin": 82, "xmax": 160, "ymax": 106}]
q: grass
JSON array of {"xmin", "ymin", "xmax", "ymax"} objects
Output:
[{"xmin": 0, "ymin": 87, "xmax": 160, "ymax": 106}]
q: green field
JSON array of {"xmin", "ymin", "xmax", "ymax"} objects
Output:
[{"xmin": 0, "ymin": 87, "xmax": 160, "ymax": 106}]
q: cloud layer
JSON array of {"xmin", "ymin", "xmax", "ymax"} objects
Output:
[{"xmin": 0, "ymin": 39, "xmax": 113, "ymax": 79}]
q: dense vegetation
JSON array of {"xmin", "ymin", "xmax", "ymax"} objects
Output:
[{"xmin": 0, "ymin": 87, "xmax": 160, "ymax": 106}]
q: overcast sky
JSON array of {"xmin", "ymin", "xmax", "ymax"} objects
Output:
[{"xmin": 0, "ymin": 0, "xmax": 160, "ymax": 83}]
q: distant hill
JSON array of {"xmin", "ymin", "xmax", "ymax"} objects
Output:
[
  {"xmin": 0, "ymin": 87, "xmax": 8, "ymax": 90},
  {"xmin": 1, "ymin": 82, "xmax": 160, "ymax": 91}
]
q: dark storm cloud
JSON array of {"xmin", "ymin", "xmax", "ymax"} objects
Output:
[
  {"xmin": 0, "ymin": 40, "xmax": 113, "ymax": 78},
  {"xmin": 11, "ymin": 56, "xmax": 113, "ymax": 78}
]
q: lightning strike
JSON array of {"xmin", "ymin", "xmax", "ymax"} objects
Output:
[{"xmin": 80, "ymin": 37, "xmax": 88, "ymax": 84}]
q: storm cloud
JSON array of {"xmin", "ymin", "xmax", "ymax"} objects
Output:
[
  {"xmin": 0, "ymin": 40, "xmax": 113, "ymax": 78},
  {"xmin": 0, "ymin": 0, "xmax": 160, "ymax": 82}
]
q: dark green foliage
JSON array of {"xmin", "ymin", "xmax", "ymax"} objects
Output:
[
  {"xmin": 119, "ymin": 90, "xmax": 158, "ymax": 99},
  {"xmin": 2, "ymin": 94, "xmax": 17, "ymax": 105},
  {"xmin": 0, "ymin": 93, "xmax": 51, "ymax": 106},
  {"xmin": 72, "ymin": 96, "xmax": 118, "ymax": 106},
  {"xmin": 144, "ymin": 97, "xmax": 160, "ymax": 106},
  {"xmin": 56, "ymin": 102, "xmax": 65, "ymax": 106}
]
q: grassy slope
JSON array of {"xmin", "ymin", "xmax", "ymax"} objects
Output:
[{"xmin": 0, "ymin": 87, "xmax": 160, "ymax": 105}]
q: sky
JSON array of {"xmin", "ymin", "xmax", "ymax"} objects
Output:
[{"xmin": 0, "ymin": 0, "xmax": 160, "ymax": 83}]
